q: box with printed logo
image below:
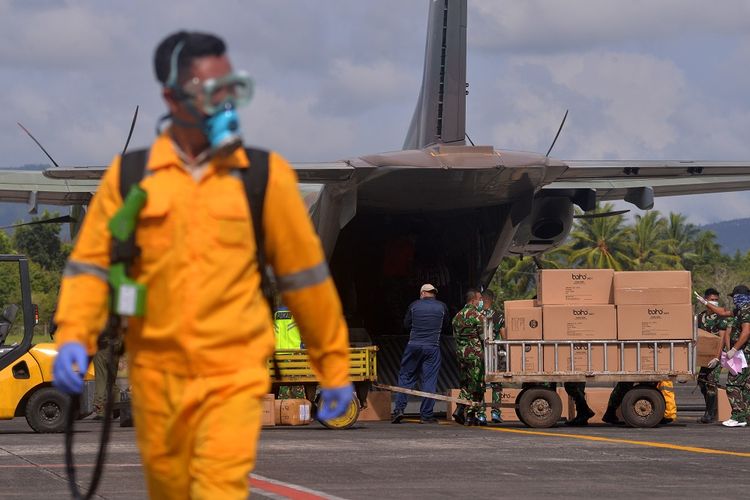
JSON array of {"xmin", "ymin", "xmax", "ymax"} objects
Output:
[
  {"xmin": 542, "ymin": 344, "xmax": 620, "ymax": 372},
  {"xmin": 542, "ymin": 305, "xmax": 617, "ymax": 340},
  {"xmin": 537, "ymin": 269, "xmax": 614, "ymax": 305},
  {"xmin": 504, "ymin": 300, "xmax": 543, "ymax": 340},
  {"xmin": 622, "ymin": 344, "xmax": 690, "ymax": 372},
  {"xmin": 616, "ymin": 304, "xmax": 693, "ymax": 340},
  {"xmin": 507, "ymin": 344, "xmax": 542, "ymax": 372},
  {"xmin": 613, "ymin": 271, "xmax": 691, "ymax": 305}
]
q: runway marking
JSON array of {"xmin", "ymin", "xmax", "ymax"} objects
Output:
[
  {"xmin": 480, "ymin": 426, "xmax": 750, "ymax": 458},
  {"xmin": 250, "ymin": 473, "xmax": 348, "ymax": 500}
]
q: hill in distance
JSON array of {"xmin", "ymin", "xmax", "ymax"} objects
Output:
[{"xmin": 701, "ymin": 218, "xmax": 750, "ymax": 256}]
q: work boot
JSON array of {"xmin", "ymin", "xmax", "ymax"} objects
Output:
[
  {"xmin": 452, "ymin": 405, "xmax": 466, "ymax": 425},
  {"xmin": 698, "ymin": 392, "xmax": 718, "ymax": 424},
  {"xmin": 391, "ymin": 410, "xmax": 405, "ymax": 424},
  {"xmin": 602, "ymin": 409, "xmax": 621, "ymax": 425},
  {"xmin": 491, "ymin": 409, "xmax": 503, "ymax": 424},
  {"xmin": 476, "ymin": 413, "xmax": 488, "ymax": 426},
  {"xmin": 463, "ymin": 414, "xmax": 478, "ymax": 426},
  {"xmin": 566, "ymin": 407, "xmax": 596, "ymax": 426},
  {"xmin": 660, "ymin": 417, "xmax": 674, "ymax": 425}
]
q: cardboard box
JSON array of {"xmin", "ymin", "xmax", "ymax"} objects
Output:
[
  {"xmin": 278, "ymin": 399, "xmax": 312, "ymax": 426},
  {"xmin": 507, "ymin": 344, "xmax": 542, "ymax": 372},
  {"xmin": 274, "ymin": 399, "xmax": 282, "ymax": 425},
  {"xmin": 543, "ymin": 344, "xmax": 620, "ymax": 372},
  {"xmin": 447, "ymin": 387, "xmax": 569, "ymax": 422},
  {"xmin": 262, "ymin": 394, "xmax": 275, "ymax": 427},
  {"xmin": 696, "ymin": 329, "xmax": 722, "ymax": 367},
  {"xmin": 569, "ymin": 387, "xmax": 621, "ymax": 423},
  {"xmin": 616, "ymin": 304, "xmax": 693, "ymax": 340},
  {"xmin": 537, "ymin": 269, "xmax": 614, "ymax": 305},
  {"xmin": 613, "ymin": 271, "xmax": 691, "ymax": 305},
  {"xmin": 542, "ymin": 305, "xmax": 617, "ymax": 340},
  {"xmin": 504, "ymin": 300, "xmax": 543, "ymax": 340},
  {"xmin": 719, "ymin": 389, "xmax": 732, "ymax": 422},
  {"xmin": 358, "ymin": 391, "xmax": 392, "ymax": 421},
  {"xmin": 622, "ymin": 344, "xmax": 690, "ymax": 372}
]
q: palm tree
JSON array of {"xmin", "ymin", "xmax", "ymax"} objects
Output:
[
  {"xmin": 565, "ymin": 203, "xmax": 631, "ymax": 270},
  {"xmin": 625, "ymin": 211, "xmax": 682, "ymax": 270},
  {"xmin": 664, "ymin": 212, "xmax": 700, "ymax": 268}
]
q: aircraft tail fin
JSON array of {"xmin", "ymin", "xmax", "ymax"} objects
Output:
[{"xmin": 403, "ymin": 0, "xmax": 467, "ymax": 150}]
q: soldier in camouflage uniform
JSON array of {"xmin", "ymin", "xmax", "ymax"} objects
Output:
[
  {"xmin": 723, "ymin": 286, "xmax": 750, "ymax": 427},
  {"xmin": 481, "ymin": 290, "xmax": 504, "ymax": 423},
  {"xmin": 453, "ymin": 289, "xmax": 485, "ymax": 426},
  {"xmin": 695, "ymin": 288, "xmax": 731, "ymax": 423}
]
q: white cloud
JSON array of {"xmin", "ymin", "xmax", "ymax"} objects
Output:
[
  {"xmin": 314, "ymin": 58, "xmax": 419, "ymax": 116},
  {"xmin": 469, "ymin": 0, "xmax": 750, "ymax": 53}
]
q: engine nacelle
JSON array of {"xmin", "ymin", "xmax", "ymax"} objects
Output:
[{"xmin": 508, "ymin": 196, "xmax": 573, "ymax": 256}]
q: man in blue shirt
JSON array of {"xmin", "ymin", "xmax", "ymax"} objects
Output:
[{"xmin": 392, "ymin": 284, "xmax": 450, "ymax": 423}]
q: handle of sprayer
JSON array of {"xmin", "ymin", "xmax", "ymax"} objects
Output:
[{"xmin": 108, "ymin": 185, "xmax": 148, "ymax": 317}]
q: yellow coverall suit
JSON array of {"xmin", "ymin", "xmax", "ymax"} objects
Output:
[{"xmin": 54, "ymin": 134, "xmax": 350, "ymax": 499}]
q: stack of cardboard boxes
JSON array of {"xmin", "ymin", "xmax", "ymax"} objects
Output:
[{"xmin": 503, "ymin": 269, "xmax": 693, "ymax": 372}]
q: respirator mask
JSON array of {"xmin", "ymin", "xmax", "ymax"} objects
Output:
[{"xmin": 161, "ymin": 41, "xmax": 254, "ymax": 156}]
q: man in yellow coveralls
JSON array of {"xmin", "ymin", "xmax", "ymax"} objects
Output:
[{"xmin": 52, "ymin": 31, "xmax": 351, "ymax": 499}]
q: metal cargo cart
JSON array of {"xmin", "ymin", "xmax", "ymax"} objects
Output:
[
  {"xmin": 270, "ymin": 346, "xmax": 378, "ymax": 429},
  {"xmin": 485, "ymin": 316, "xmax": 696, "ymax": 429}
]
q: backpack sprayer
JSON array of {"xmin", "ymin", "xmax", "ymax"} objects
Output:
[{"xmin": 64, "ymin": 184, "xmax": 147, "ymax": 500}]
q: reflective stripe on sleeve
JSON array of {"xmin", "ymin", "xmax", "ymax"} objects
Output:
[
  {"xmin": 63, "ymin": 260, "xmax": 109, "ymax": 282},
  {"xmin": 276, "ymin": 261, "xmax": 329, "ymax": 293}
]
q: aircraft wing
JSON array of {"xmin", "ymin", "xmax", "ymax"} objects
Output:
[
  {"xmin": 545, "ymin": 160, "xmax": 750, "ymax": 199},
  {"xmin": 41, "ymin": 161, "xmax": 354, "ymax": 183},
  {"xmin": 0, "ymin": 169, "xmax": 97, "ymax": 206},
  {"xmin": 0, "ymin": 161, "xmax": 354, "ymax": 209}
]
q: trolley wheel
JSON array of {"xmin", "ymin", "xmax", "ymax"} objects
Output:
[
  {"xmin": 620, "ymin": 386, "xmax": 665, "ymax": 428},
  {"xmin": 517, "ymin": 388, "xmax": 562, "ymax": 428},
  {"xmin": 318, "ymin": 393, "xmax": 360, "ymax": 430},
  {"xmin": 25, "ymin": 387, "xmax": 72, "ymax": 433},
  {"xmin": 514, "ymin": 388, "xmax": 529, "ymax": 425}
]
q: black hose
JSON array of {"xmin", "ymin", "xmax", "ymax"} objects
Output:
[{"xmin": 64, "ymin": 316, "xmax": 121, "ymax": 500}]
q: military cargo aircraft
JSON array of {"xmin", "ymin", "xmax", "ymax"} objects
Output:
[{"xmin": 3, "ymin": 0, "xmax": 750, "ymax": 336}]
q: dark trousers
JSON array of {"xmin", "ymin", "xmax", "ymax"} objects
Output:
[{"xmin": 394, "ymin": 344, "xmax": 441, "ymax": 418}]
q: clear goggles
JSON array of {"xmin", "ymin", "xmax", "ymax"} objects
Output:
[{"xmin": 179, "ymin": 71, "xmax": 254, "ymax": 115}]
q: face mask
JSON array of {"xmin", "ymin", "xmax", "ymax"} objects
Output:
[
  {"xmin": 163, "ymin": 41, "xmax": 254, "ymax": 156},
  {"xmin": 476, "ymin": 300, "xmax": 484, "ymax": 310},
  {"xmin": 707, "ymin": 301, "xmax": 719, "ymax": 307}
]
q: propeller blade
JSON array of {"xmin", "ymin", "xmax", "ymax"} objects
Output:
[
  {"xmin": 17, "ymin": 122, "xmax": 59, "ymax": 168},
  {"xmin": 0, "ymin": 215, "xmax": 76, "ymax": 230},
  {"xmin": 574, "ymin": 209, "xmax": 630, "ymax": 220},
  {"xmin": 121, "ymin": 105, "xmax": 139, "ymax": 156},
  {"xmin": 545, "ymin": 109, "xmax": 568, "ymax": 158}
]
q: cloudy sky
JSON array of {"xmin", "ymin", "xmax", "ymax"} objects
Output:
[{"xmin": 1, "ymin": 0, "xmax": 750, "ymax": 224}]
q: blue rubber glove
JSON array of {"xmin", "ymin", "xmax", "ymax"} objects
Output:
[
  {"xmin": 52, "ymin": 342, "xmax": 89, "ymax": 394},
  {"xmin": 317, "ymin": 384, "xmax": 354, "ymax": 421}
]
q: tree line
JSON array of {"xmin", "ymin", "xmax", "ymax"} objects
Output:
[
  {"xmin": 490, "ymin": 203, "xmax": 742, "ymax": 306},
  {"xmin": 0, "ymin": 210, "xmax": 70, "ymax": 342}
]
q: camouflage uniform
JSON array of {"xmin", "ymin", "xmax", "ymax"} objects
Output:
[
  {"xmin": 92, "ymin": 333, "xmax": 123, "ymax": 418},
  {"xmin": 696, "ymin": 310, "xmax": 731, "ymax": 422},
  {"xmin": 483, "ymin": 309, "xmax": 504, "ymax": 420},
  {"xmin": 727, "ymin": 305, "xmax": 750, "ymax": 423},
  {"xmin": 453, "ymin": 304, "xmax": 485, "ymax": 420}
]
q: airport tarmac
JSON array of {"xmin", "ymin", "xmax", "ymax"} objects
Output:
[{"xmin": 0, "ymin": 410, "xmax": 748, "ymax": 499}]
